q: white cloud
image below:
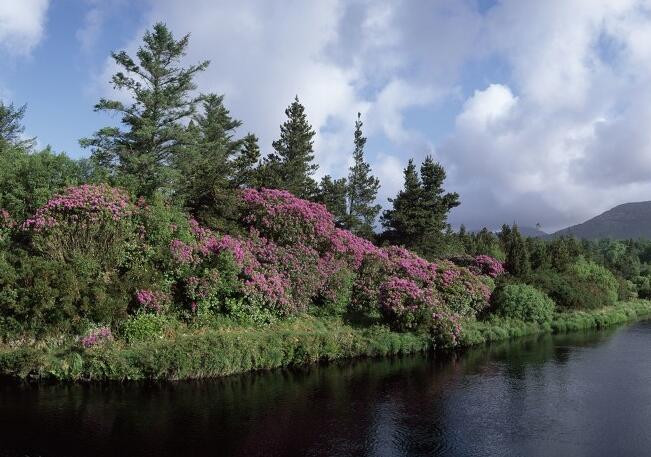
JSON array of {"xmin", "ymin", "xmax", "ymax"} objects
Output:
[
  {"xmin": 0, "ymin": 0, "xmax": 49, "ymax": 56},
  {"xmin": 90, "ymin": 0, "xmax": 651, "ymax": 231}
]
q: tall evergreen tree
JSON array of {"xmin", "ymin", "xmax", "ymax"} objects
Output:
[
  {"xmin": 381, "ymin": 157, "xmax": 460, "ymax": 257},
  {"xmin": 0, "ymin": 102, "xmax": 35, "ymax": 149},
  {"xmin": 380, "ymin": 159, "xmax": 424, "ymax": 249},
  {"xmin": 418, "ymin": 156, "xmax": 460, "ymax": 257},
  {"xmin": 231, "ymin": 133, "xmax": 261, "ymax": 188},
  {"xmin": 504, "ymin": 224, "xmax": 531, "ymax": 276},
  {"xmin": 260, "ymin": 96, "xmax": 317, "ymax": 198},
  {"xmin": 80, "ymin": 23, "xmax": 209, "ymax": 197},
  {"xmin": 177, "ymin": 94, "xmax": 243, "ymax": 210},
  {"xmin": 316, "ymin": 175, "xmax": 348, "ymax": 225},
  {"xmin": 346, "ymin": 112, "xmax": 380, "ymax": 238}
]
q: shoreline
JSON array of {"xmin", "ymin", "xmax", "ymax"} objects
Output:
[{"xmin": 2, "ymin": 300, "xmax": 651, "ymax": 382}]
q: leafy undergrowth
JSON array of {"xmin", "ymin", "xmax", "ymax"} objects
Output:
[
  {"xmin": 458, "ymin": 300, "xmax": 651, "ymax": 346},
  {"xmin": 2, "ymin": 301, "xmax": 650, "ymax": 382}
]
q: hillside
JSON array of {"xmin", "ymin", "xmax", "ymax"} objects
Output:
[{"xmin": 552, "ymin": 201, "xmax": 651, "ymax": 240}]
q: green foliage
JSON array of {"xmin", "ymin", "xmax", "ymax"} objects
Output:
[
  {"xmin": 80, "ymin": 23, "xmax": 209, "ymax": 197},
  {"xmin": 345, "ymin": 113, "xmax": 381, "ymax": 238},
  {"xmin": 381, "ymin": 156, "xmax": 459, "ymax": 258},
  {"xmin": 0, "ymin": 252, "xmax": 130, "ymax": 335},
  {"xmin": 492, "ymin": 283, "xmax": 555, "ymax": 324},
  {"xmin": 175, "ymin": 94, "xmax": 259, "ymax": 224},
  {"xmin": 316, "ymin": 175, "xmax": 348, "ymax": 225},
  {"xmin": 569, "ymin": 257, "xmax": 619, "ymax": 306},
  {"xmin": 0, "ymin": 146, "xmax": 85, "ymax": 221},
  {"xmin": 259, "ymin": 96, "xmax": 318, "ymax": 198},
  {"xmin": 502, "ymin": 224, "xmax": 531, "ymax": 277},
  {"xmin": 121, "ymin": 313, "xmax": 177, "ymax": 343},
  {"xmin": 316, "ymin": 268, "xmax": 355, "ymax": 317},
  {"xmin": 0, "ymin": 101, "xmax": 35, "ymax": 149}
]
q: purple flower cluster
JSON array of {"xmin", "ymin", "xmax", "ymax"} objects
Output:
[
  {"xmin": 170, "ymin": 239, "xmax": 195, "ymax": 264},
  {"xmin": 471, "ymin": 255, "xmax": 505, "ymax": 278},
  {"xmin": 23, "ymin": 184, "xmax": 131, "ymax": 231},
  {"xmin": 136, "ymin": 289, "xmax": 170, "ymax": 313},
  {"xmin": 81, "ymin": 326, "xmax": 113, "ymax": 348},
  {"xmin": 163, "ymin": 187, "xmax": 497, "ymax": 337},
  {"xmin": 379, "ymin": 276, "xmax": 438, "ymax": 331},
  {"xmin": 241, "ymin": 188, "xmax": 335, "ymax": 246}
]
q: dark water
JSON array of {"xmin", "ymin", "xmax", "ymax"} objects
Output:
[{"xmin": 3, "ymin": 322, "xmax": 651, "ymax": 457}]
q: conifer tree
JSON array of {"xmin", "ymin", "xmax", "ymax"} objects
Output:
[
  {"xmin": 380, "ymin": 159, "xmax": 424, "ymax": 249},
  {"xmin": 231, "ymin": 133, "xmax": 261, "ymax": 188},
  {"xmin": 346, "ymin": 113, "xmax": 380, "ymax": 238},
  {"xmin": 260, "ymin": 96, "xmax": 317, "ymax": 198},
  {"xmin": 419, "ymin": 156, "xmax": 460, "ymax": 257},
  {"xmin": 177, "ymin": 94, "xmax": 243, "ymax": 210},
  {"xmin": 504, "ymin": 224, "xmax": 531, "ymax": 276},
  {"xmin": 316, "ymin": 175, "xmax": 348, "ymax": 225},
  {"xmin": 0, "ymin": 101, "xmax": 35, "ymax": 149},
  {"xmin": 80, "ymin": 22, "xmax": 209, "ymax": 197}
]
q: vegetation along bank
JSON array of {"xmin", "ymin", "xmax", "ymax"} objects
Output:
[{"xmin": 2, "ymin": 24, "xmax": 651, "ymax": 381}]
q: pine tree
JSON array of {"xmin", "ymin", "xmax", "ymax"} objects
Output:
[
  {"xmin": 346, "ymin": 112, "xmax": 380, "ymax": 238},
  {"xmin": 261, "ymin": 96, "xmax": 318, "ymax": 198},
  {"xmin": 177, "ymin": 94, "xmax": 243, "ymax": 210},
  {"xmin": 80, "ymin": 23, "xmax": 209, "ymax": 197},
  {"xmin": 419, "ymin": 155, "xmax": 460, "ymax": 257},
  {"xmin": 0, "ymin": 101, "xmax": 35, "ymax": 149},
  {"xmin": 504, "ymin": 224, "xmax": 531, "ymax": 276},
  {"xmin": 231, "ymin": 133, "xmax": 260, "ymax": 188},
  {"xmin": 316, "ymin": 175, "xmax": 348, "ymax": 225},
  {"xmin": 380, "ymin": 159, "xmax": 424, "ymax": 249}
]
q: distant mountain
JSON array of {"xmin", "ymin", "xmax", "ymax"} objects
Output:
[
  {"xmin": 467, "ymin": 226, "xmax": 547, "ymax": 238},
  {"xmin": 518, "ymin": 226, "xmax": 548, "ymax": 238},
  {"xmin": 552, "ymin": 201, "xmax": 651, "ymax": 240}
]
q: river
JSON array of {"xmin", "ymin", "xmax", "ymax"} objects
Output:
[{"xmin": 2, "ymin": 321, "xmax": 651, "ymax": 456}]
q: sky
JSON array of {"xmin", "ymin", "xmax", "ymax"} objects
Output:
[{"xmin": 2, "ymin": 0, "xmax": 651, "ymax": 232}]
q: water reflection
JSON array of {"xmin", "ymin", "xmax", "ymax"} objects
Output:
[{"xmin": 1, "ymin": 323, "xmax": 648, "ymax": 457}]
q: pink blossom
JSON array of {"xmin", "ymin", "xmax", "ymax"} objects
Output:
[{"xmin": 81, "ymin": 326, "xmax": 113, "ymax": 348}]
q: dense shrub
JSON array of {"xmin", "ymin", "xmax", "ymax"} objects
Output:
[
  {"xmin": 0, "ymin": 252, "xmax": 131, "ymax": 334},
  {"xmin": 23, "ymin": 184, "xmax": 134, "ymax": 266},
  {"xmin": 569, "ymin": 257, "xmax": 618, "ymax": 306},
  {"xmin": 492, "ymin": 283, "xmax": 555, "ymax": 324},
  {"xmin": 379, "ymin": 277, "xmax": 438, "ymax": 331},
  {"xmin": 532, "ymin": 258, "xmax": 619, "ymax": 310},
  {"xmin": 1, "ymin": 185, "xmax": 501, "ymax": 344}
]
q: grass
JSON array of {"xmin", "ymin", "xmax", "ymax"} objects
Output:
[{"xmin": 2, "ymin": 300, "xmax": 651, "ymax": 381}]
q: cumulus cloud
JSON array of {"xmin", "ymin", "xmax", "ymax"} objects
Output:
[
  {"xmin": 0, "ymin": 0, "xmax": 49, "ymax": 56},
  {"xmin": 91, "ymin": 0, "xmax": 651, "ymax": 231}
]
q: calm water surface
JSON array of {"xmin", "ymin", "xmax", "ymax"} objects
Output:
[{"xmin": 3, "ymin": 322, "xmax": 651, "ymax": 456}]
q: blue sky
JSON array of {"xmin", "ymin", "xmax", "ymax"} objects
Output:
[{"xmin": 3, "ymin": 0, "xmax": 651, "ymax": 231}]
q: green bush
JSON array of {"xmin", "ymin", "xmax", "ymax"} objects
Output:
[
  {"xmin": 569, "ymin": 257, "xmax": 618, "ymax": 307},
  {"xmin": 532, "ymin": 261, "xmax": 619, "ymax": 310},
  {"xmin": 314, "ymin": 267, "xmax": 355, "ymax": 316},
  {"xmin": 491, "ymin": 283, "xmax": 555, "ymax": 324}
]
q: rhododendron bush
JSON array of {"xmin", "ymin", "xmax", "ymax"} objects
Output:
[
  {"xmin": 22, "ymin": 184, "xmax": 134, "ymax": 264},
  {"xmin": 8, "ymin": 184, "xmax": 503, "ymax": 342}
]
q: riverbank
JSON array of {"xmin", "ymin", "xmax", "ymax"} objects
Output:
[{"xmin": 2, "ymin": 300, "xmax": 651, "ymax": 381}]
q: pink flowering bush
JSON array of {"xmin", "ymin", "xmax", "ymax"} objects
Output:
[
  {"xmin": 241, "ymin": 188, "xmax": 335, "ymax": 248},
  {"xmin": 135, "ymin": 289, "xmax": 170, "ymax": 314},
  {"xmin": 435, "ymin": 260, "xmax": 493, "ymax": 316},
  {"xmin": 80, "ymin": 326, "xmax": 113, "ymax": 348},
  {"xmin": 379, "ymin": 276, "xmax": 439, "ymax": 331},
  {"xmin": 22, "ymin": 184, "xmax": 134, "ymax": 264},
  {"xmin": 471, "ymin": 255, "xmax": 505, "ymax": 278}
]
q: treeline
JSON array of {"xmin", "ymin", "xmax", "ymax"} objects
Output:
[{"xmin": 2, "ymin": 23, "xmax": 460, "ymax": 255}]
